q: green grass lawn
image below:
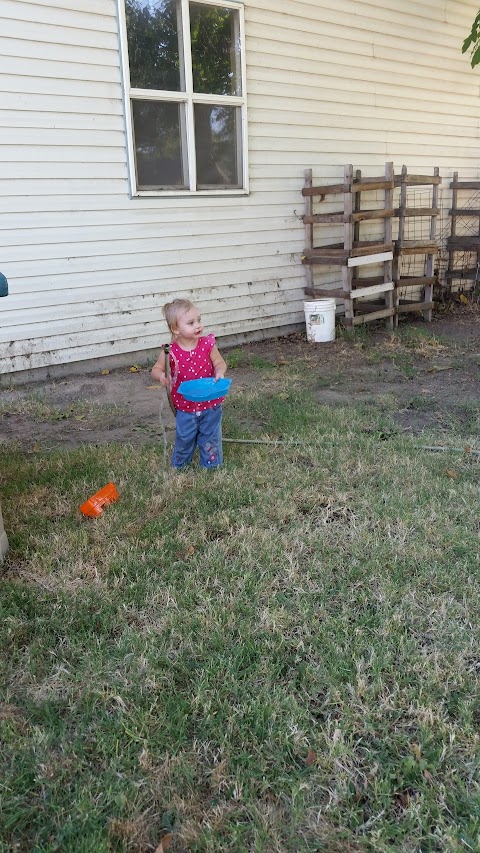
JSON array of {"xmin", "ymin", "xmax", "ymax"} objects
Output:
[{"xmin": 1, "ymin": 363, "xmax": 479, "ymax": 852}]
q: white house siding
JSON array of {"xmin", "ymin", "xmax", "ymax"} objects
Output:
[{"xmin": 0, "ymin": 0, "xmax": 479, "ymax": 376}]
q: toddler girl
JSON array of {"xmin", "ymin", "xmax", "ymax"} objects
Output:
[{"xmin": 152, "ymin": 299, "xmax": 227, "ymax": 469}]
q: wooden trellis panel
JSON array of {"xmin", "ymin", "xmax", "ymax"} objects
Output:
[
  {"xmin": 302, "ymin": 163, "xmax": 395, "ymax": 328},
  {"xmin": 446, "ymin": 172, "xmax": 480, "ymax": 292},
  {"xmin": 393, "ymin": 165, "xmax": 441, "ymax": 324}
]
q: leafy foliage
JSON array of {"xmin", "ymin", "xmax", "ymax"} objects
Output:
[{"xmin": 462, "ymin": 10, "xmax": 480, "ymax": 68}]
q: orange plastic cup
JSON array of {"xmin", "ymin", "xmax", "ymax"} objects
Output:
[{"xmin": 80, "ymin": 483, "xmax": 119, "ymax": 518}]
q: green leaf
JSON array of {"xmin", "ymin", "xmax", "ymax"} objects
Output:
[
  {"xmin": 471, "ymin": 43, "xmax": 480, "ymax": 68},
  {"xmin": 462, "ymin": 13, "xmax": 480, "ymax": 57}
]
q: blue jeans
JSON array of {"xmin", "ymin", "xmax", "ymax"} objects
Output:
[{"xmin": 172, "ymin": 406, "xmax": 223, "ymax": 469}]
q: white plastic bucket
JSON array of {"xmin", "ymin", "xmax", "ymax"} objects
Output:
[{"xmin": 303, "ymin": 299, "xmax": 336, "ymax": 343}]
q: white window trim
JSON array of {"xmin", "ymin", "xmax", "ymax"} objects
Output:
[{"xmin": 117, "ymin": 0, "xmax": 249, "ymax": 198}]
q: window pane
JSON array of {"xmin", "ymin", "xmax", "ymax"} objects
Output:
[
  {"xmin": 132, "ymin": 100, "xmax": 187, "ymax": 189},
  {"xmin": 126, "ymin": 0, "xmax": 183, "ymax": 92},
  {"xmin": 190, "ymin": 4, "xmax": 241, "ymax": 96},
  {"xmin": 195, "ymin": 104, "xmax": 241, "ymax": 188}
]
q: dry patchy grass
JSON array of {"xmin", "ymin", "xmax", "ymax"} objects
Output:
[{"xmin": 1, "ymin": 365, "xmax": 480, "ymax": 852}]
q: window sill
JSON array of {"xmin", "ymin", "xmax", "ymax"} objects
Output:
[{"xmin": 132, "ymin": 189, "xmax": 250, "ymax": 199}]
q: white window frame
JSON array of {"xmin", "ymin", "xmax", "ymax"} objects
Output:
[{"xmin": 117, "ymin": 0, "xmax": 249, "ymax": 197}]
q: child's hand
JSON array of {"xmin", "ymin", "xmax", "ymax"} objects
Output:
[
  {"xmin": 210, "ymin": 345, "xmax": 227, "ymax": 382},
  {"xmin": 152, "ymin": 368, "xmax": 170, "ymax": 388},
  {"xmin": 151, "ymin": 352, "xmax": 169, "ymax": 388}
]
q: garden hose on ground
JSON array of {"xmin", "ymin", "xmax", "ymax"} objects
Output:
[
  {"xmin": 160, "ymin": 350, "xmax": 479, "ymax": 454},
  {"xmin": 158, "ymin": 359, "xmax": 479, "ymax": 452}
]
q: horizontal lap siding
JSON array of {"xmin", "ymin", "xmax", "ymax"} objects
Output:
[
  {"xmin": 247, "ymin": 0, "xmax": 480, "ymax": 299},
  {"xmin": 1, "ymin": 0, "xmax": 479, "ymax": 373}
]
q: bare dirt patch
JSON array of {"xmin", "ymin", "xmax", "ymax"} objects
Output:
[{"xmin": 0, "ymin": 307, "xmax": 478, "ymax": 451}]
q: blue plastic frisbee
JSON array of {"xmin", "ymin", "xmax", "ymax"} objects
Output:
[{"xmin": 177, "ymin": 377, "xmax": 231, "ymax": 402}]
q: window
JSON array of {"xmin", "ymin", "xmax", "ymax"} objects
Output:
[{"xmin": 118, "ymin": 0, "xmax": 248, "ymax": 195}]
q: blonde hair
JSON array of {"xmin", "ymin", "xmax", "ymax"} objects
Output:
[{"xmin": 162, "ymin": 299, "xmax": 196, "ymax": 333}]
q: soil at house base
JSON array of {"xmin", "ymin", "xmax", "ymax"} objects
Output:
[{"xmin": 0, "ymin": 306, "xmax": 478, "ymax": 451}]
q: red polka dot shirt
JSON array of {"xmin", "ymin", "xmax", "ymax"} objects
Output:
[{"xmin": 169, "ymin": 334, "xmax": 225, "ymax": 413}]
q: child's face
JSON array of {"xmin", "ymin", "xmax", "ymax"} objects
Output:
[{"xmin": 173, "ymin": 306, "xmax": 203, "ymax": 341}]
